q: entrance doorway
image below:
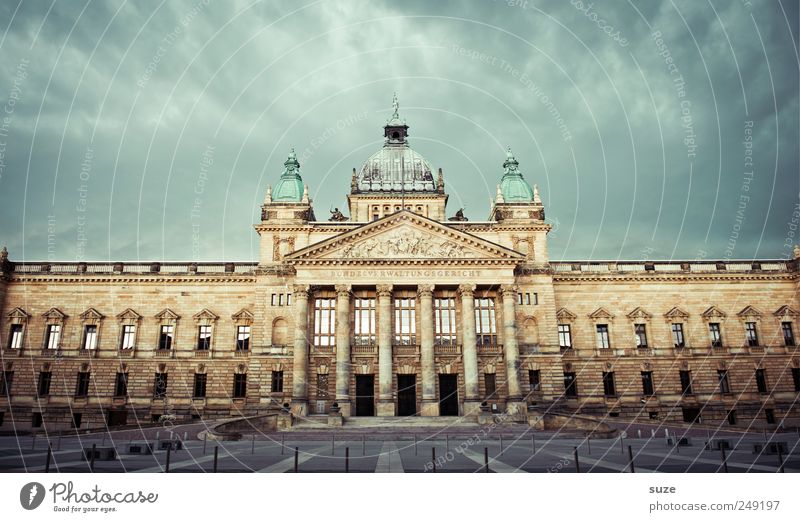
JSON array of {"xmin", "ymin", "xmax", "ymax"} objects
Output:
[
  {"xmin": 355, "ymin": 375, "xmax": 375, "ymax": 416},
  {"xmin": 439, "ymin": 374, "xmax": 459, "ymax": 416},
  {"xmin": 397, "ymin": 374, "xmax": 417, "ymax": 416}
]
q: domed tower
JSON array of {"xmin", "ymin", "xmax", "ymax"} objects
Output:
[{"xmin": 347, "ymin": 94, "xmax": 448, "ymax": 221}]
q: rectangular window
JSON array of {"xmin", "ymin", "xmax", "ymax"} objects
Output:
[
  {"xmin": 529, "ymin": 369, "xmax": 541, "ymax": 392},
  {"xmin": 641, "ymin": 371, "xmax": 654, "ymax": 396},
  {"xmin": 75, "ymin": 372, "xmax": 90, "ymax": 397},
  {"xmin": 709, "ymin": 323, "xmax": 722, "ymax": 347},
  {"xmin": 525, "ymin": 293, "xmax": 531, "ymax": 305},
  {"xmin": 474, "ymin": 297, "xmax": 497, "ymax": 346},
  {"xmin": 671, "ymin": 323, "xmax": 685, "ymax": 347},
  {"xmin": 158, "ymin": 325, "xmax": 174, "ymax": 351},
  {"xmin": 271, "ymin": 370, "xmax": 284, "ymax": 393},
  {"xmin": 45, "ymin": 324, "xmax": 61, "ymax": 349},
  {"xmin": 154, "ymin": 372, "xmax": 168, "ymax": 398},
  {"xmin": 717, "ymin": 369, "xmax": 730, "ymax": 394},
  {"xmin": 394, "ymin": 297, "xmax": 417, "ymax": 345},
  {"xmin": 72, "ymin": 413, "xmax": 82, "ymax": 429},
  {"xmin": 32, "ymin": 412, "xmax": 43, "ymax": 428},
  {"xmin": 484, "ymin": 373, "xmax": 496, "ymax": 397},
  {"xmin": 120, "ymin": 325, "xmax": 136, "ymax": 350},
  {"xmin": 602, "ymin": 371, "xmax": 616, "ymax": 396},
  {"xmin": 287, "ymin": 294, "xmax": 292, "ymax": 306},
  {"xmin": 38, "ymin": 371, "xmax": 52, "ymax": 397},
  {"xmin": 782, "ymin": 322, "xmax": 796, "ymax": 347},
  {"xmin": 0, "ymin": 411, "xmax": 4, "ymax": 425},
  {"xmin": 533, "ymin": 293, "xmax": 538, "ymax": 305},
  {"xmin": 82, "ymin": 325, "xmax": 98, "ymax": 350},
  {"xmin": 8, "ymin": 324, "xmax": 23, "ymax": 349},
  {"xmin": 233, "ymin": 374, "xmax": 247, "ymax": 398},
  {"xmin": 755, "ymin": 369, "xmax": 767, "ymax": 393},
  {"xmin": 271, "ymin": 294, "xmax": 277, "ymax": 306},
  {"xmin": 354, "ymin": 297, "xmax": 376, "ymax": 345},
  {"xmin": 558, "ymin": 324, "xmax": 572, "ymax": 349},
  {"xmin": 434, "ymin": 297, "xmax": 457, "ymax": 345},
  {"xmin": 745, "ymin": 322, "xmax": 759, "ymax": 347},
  {"xmin": 679, "ymin": 370, "xmax": 693, "ymax": 395},
  {"xmin": 236, "ymin": 325, "xmax": 251, "ymax": 351},
  {"xmin": 316, "ymin": 374, "xmax": 329, "ymax": 399},
  {"xmin": 193, "ymin": 374, "xmax": 207, "ymax": 398},
  {"xmin": 563, "ymin": 372, "xmax": 577, "ymax": 397},
  {"xmin": 278, "ymin": 294, "xmax": 284, "ymax": 306},
  {"xmin": 0, "ymin": 371, "xmax": 13, "ymax": 396},
  {"xmin": 635, "ymin": 324, "xmax": 648, "ymax": 348},
  {"xmin": 114, "ymin": 373, "xmax": 128, "ymax": 396},
  {"xmin": 313, "ymin": 298, "xmax": 336, "ymax": 347},
  {"xmin": 197, "ymin": 325, "xmax": 212, "ymax": 350},
  {"xmin": 726, "ymin": 410, "xmax": 737, "ymax": 425},
  {"xmin": 596, "ymin": 324, "xmax": 610, "ymax": 349},
  {"xmin": 792, "ymin": 368, "xmax": 800, "ymax": 392},
  {"xmin": 765, "ymin": 409, "xmax": 775, "ymax": 424},
  {"xmin": 517, "ymin": 293, "xmax": 523, "ymax": 305}
]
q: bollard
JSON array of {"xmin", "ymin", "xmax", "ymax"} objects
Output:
[
  {"xmin": 184, "ymin": 432, "xmax": 188, "ymax": 441},
  {"xmin": 446, "ymin": 434, "xmax": 449, "ymax": 454},
  {"xmin": 574, "ymin": 447, "xmax": 581, "ymax": 473},
  {"xmin": 294, "ymin": 447, "xmax": 299, "ymax": 473},
  {"xmin": 500, "ymin": 434, "xmax": 504, "ymax": 454},
  {"xmin": 165, "ymin": 444, "xmax": 172, "ymax": 473},
  {"xmin": 619, "ymin": 435, "xmax": 624, "ymax": 454},
  {"xmin": 31, "ymin": 432, "xmax": 36, "ymax": 450},
  {"xmin": 156, "ymin": 431, "xmax": 160, "ymax": 440},
  {"xmin": 45, "ymin": 444, "xmax": 52, "ymax": 473},
  {"xmin": 484, "ymin": 447, "xmax": 490, "ymax": 473},
  {"xmin": 252, "ymin": 435, "xmax": 256, "ymax": 455},
  {"xmin": 414, "ymin": 434, "xmax": 418, "ymax": 456},
  {"xmin": 651, "ymin": 429, "xmax": 655, "ymax": 438},
  {"xmin": 432, "ymin": 447, "xmax": 436, "ymax": 473},
  {"xmin": 203, "ymin": 434, "xmax": 207, "ymax": 455},
  {"xmin": 90, "ymin": 443, "xmax": 96, "ymax": 472},
  {"xmin": 362, "ymin": 435, "xmax": 366, "ymax": 456},
  {"xmin": 101, "ymin": 431, "xmax": 107, "ymax": 446},
  {"xmin": 587, "ymin": 437, "xmax": 591, "ymax": 455},
  {"xmin": 346, "ymin": 447, "xmax": 349, "ymax": 473},
  {"xmin": 637, "ymin": 429, "xmax": 641, "ymax": 439},
  {"xmin": 213, "ymin": 446, "xmax": 219, "ymax": 473},
  {"xmin": 57, "ymin": 434, "xmax": 62, "ymax": 451},
  {"xmin": 720, "ymin": 445, "xmax": 729, "ymax": 473},
  {"xmin": 763, "ymin": 429, "xmax": 767, "ymax": 443},
  {"xmin": 281, "ymin": 434, "xmax": 285, "ymax": 455},
  {"xmin": 332, "ymin": 435, "xmax": 335, "ymax": 456},
  {"xmin": 532, "ymin": 433, "xmax": 536, "ymax": 455},
  {"xmin": 777, "ymin": 445, "xmax": 785, "ymax": 473},
  {"xmin": 628, "ymin": 445, "xmax": 635, "ymax": 473}
]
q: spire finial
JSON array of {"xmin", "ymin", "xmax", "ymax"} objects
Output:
[
  {"xmin": 533, "ymin": 184, "xmax": 541, "ymax": 204},
  {"xmin": 391, "ymin": 92, "xmax": 399, "ymax": 120},
  {"xmin": 495, "ymin": 184, "xmax": 505, "ymax": 204}
]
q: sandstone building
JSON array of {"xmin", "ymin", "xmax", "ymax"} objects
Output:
[{"xmin": 1, "ymin": 97, "xmax": 799, "ymax": 432}]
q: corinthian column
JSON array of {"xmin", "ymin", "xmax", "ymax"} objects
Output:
[
  {"xmin": 418, "ymin": 285, "xmax": 437, "ymax": 416},
  {"xmin": 334, "ymin": 284, "xmax": 352, "ymax": 416},
  {"xmin": 459, "ymin": 283, "xmax": 480, "ymax": 417},
  {"xmin": 291, "ymin": 285, "xmax": 311, "ymax": 417},
  {"xmin": 376, "ymin": 284, "xmax": 394, "ymax": 416},
  {"xmin": 500, "ymin": 285, "xmax": 524, "ymax": 418}
]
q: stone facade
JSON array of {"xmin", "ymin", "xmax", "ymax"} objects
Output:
[{"xmin": 1, "ymin": 109, "xmax": 799, "ymax": 432}]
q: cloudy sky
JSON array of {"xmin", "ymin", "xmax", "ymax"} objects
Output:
[{"xmin": 0, "ymin": 0, "xmax": 797, "ymax": 263}]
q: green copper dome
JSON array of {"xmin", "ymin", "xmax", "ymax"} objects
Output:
[
  {"xmin": 499, "ymin": 148, "xmax": 534, "ymax": 202},
  {"xmin": 272, "ymin": 148, "xmax": 304, "ymax": 202}
]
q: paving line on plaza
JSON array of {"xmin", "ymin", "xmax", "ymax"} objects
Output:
[
  {"xmin": 536, "ymin": 447, "xmax": 658, "ymax": 473},
  {"xmin": 256, "ymin": 443, "xmax": 333, "ymax": 473},
  {"xmin": 461, "ymin": 448, "xmax": 527, "ymax": 473},
  {"xmin": 375, "ymin": 441, "xmax": 404, "ymax": 473},
  {"xmin": 133, "ymin": 446, "xmax": 254, "ymax": 473},
  {"xmin": 637, "ymin": 449, "xmax": 798, "ymax": 473}
]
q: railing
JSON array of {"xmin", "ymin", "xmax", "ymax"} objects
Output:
[
  {"xmin": 233, "ymin": 349, "xmax": 250, "ymax": 357},
  {"xmin": 393, "ymin": 345, "xmax": 419, "ymax": 355},
  {"xmin": 434, "ymin": 344, "xmax": 461, "ymax": 355},
  {"xmin": 595, "ymin": 348, "xmax": 613, "ymax": 358},
  {"xmin": 117, "ymin": 349, "xmax": 135, "ymax": 357},
  {"xmin": 477, "ymin": 344, "xmax": 503, "ymax": 354},
  {"xmin": 352, "ymin": 344, "xmax": 377, "ymax": 354},
  {"xmin": 194, "ymin": 349, "xmax": 211, "ymax": 358},
  {"xmin": 154, "ymin": 349, "xmax": 173, "ymax": 358},
  {"xmin": 9, "ymin": 262, "xmax": 259, "ymax": 274},
  {"xmin": 549, "ymin": 260, "xmax": 789, "ymax": 274}
]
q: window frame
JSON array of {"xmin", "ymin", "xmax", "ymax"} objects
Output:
[
  {"xmin": 563, "ymin": 372, "xmax": 577, "ymax": 397},
  {"xmin": 782, "ymin": 322, "xmax": 796, "ymax": 347},
  {"xmin": 75, "ymin": 371, "xmax": 91, "ymax": 397},
  {"xmin": 679, "ymin": 370, "xmax": 693, "ymax": 395},
  {"xmin": 558, "ymin": 324, "xmax": 572, "ymax": 349},
  {"xmin": 37, "ymin": 371, "xmax": 52, "ymax": 397},
  {"xmin": 755, "ymin": 368, "xmax": 768, "ymax": 394},
  {"xmin": 82, "ymin": 324, "xmax": 98, "ymax": 350},
  {"xmin": 602, "ymin": 371, "xmax": 616, "ymax": 397},
  {"xmin": 44, "ymin": 324, "xmax": 61, "ymax": 350},
  {"xmin": 717, "ymin": 369, "xmax": 731, "ymax": 394},
  {"xmin": 484, "ymin": 373, "xmax": 497, "ymax": 398},
  {"xmin": 8, "ymin": 324, "xmax": 24, "ymax": 350},
  {"xmin": 709, "ymin": 322, "xmax": 723, "ymax": 347},
  {"xmin": 529, "ymin": 369, "xmax": 541, "ymax": 392},
  {"xmin": 154, "ymin": 372, "xmax": 168, "ymax": 398},
  {"xmin": 354, "ymin": 297, "xmax": 377, "ymax": 346},
  {"xmin": 745, "ymin": 322, "xmax": 759, "ymax": 347},
  {"xmin": 197, "ymin": 325, "xmax": 212, "ymax": 351},
  {"xmin": 394, "ymin": 297, "xmax": 417, "ymax": 345},
  {"xmin": 193, "ymin": 373, "xmax": 207, "ymax": 398},
  {"xmin": 434, "ymin": 297, "xmax": 457, "ymax": 345},
  {"xmin": 313, "ymin": 297, "xmax": 336, "ymax": 347},
  {"xmin": 158, "ymin": 324, "xmax": 174, "ymax": 351},
  {"xmin": 233, "ymin": 373, "xmax": 247, "ymax": 398},
  {"xmin": 474, "ymin": 297, "xmax": 497, "ymax": 346},
  {"xmin": 641, "ymin": 371, "xmax": 654, "ymax": 396},
  {"xmin": 236, "ymin": 325, "xmax": 251, "ymax": 352},
  {"xmin": 114, "ymin": 372, "xmax": 128, "ymax": 397},
  {"xmin": 671, "ymin": 323, "xmax": 685, "ymax": 348},
  {"xmin": 271, "ymin": 370, "xmax": 284, "ymax": 393},
  {"xmin": 595, "ymin": 324, "xmax": 610, "ymax": 349}
]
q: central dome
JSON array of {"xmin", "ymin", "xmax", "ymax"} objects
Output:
[{"xmin": 354, "ymin": 94, "xmax": 438, "ymax": 193}]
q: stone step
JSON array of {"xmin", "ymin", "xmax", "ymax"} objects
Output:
[{"xmin": 293, "ymin": 415, "xmax": 478, "ymax": 430}]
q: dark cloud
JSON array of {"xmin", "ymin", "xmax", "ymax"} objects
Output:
[{"xmin": 0, "ymin": 0, "xmax": 797, "ymax": 262}]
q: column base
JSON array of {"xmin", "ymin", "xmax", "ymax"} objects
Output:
[
  {"xmin": 335, "ymin": 400, "xmax": 352, "ymax": 417},
  {"xmin": 376, "ymin": 400, "xmax": 395, "ymax": 417},
  {"xmin": 420, "ymin": 399, "xmax": 439, "ymax": 417},
  {"xmin": 505, "ymin": 399, "xmax": 528, "ymax": 421},
  {"xmin": 290, "ymin": 399, "xmax": 308, "ymax": 418},
  {"xmin": 462, "ymin": 400, "xmax": 483, "ymax": 419}
]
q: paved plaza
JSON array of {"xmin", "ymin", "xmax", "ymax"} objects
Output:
[{"xmin": 0, "ymin": 422, "xmax": 798, "ymax": 473}]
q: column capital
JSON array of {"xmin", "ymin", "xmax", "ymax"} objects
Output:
[
  {"xmin": 457, "ymin": 283, "xmax": 476, "ymax": 297},
  {"xmin": 291, "ymin": 284, "xmax": 311, "ymax": 298},
  {"xmin": 376, "ymin": 284, "xmax": 393, "ymax": 298},
  {"xmin": 335, "ymin": 284, "xmax": 352, "ymax": 298},
  {"xmin": 416, "ymin": 284, "xmax": 435, "ymax": 299},
  {"xmin": 499, "ymin": 284, "xmax": 518, "ymax": 298}
]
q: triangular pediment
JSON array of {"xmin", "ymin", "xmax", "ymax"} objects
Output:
[
  {"xmin": 193, "ymin": 308, "xmax": 219, "ymax": 321},
  {"xmin": 79, "ymin": 307, "xmax": 104, "ymax": 321},
  {"xmin": 42, "ymin": 307, "xmax": 67, "ymax": 320},
  {"xmin": 626, "ymin": 307, "xmax": 652, "ymax": 320},
  {"xmin": 701, "ymin": 305, "xmax": 726, "ymax": 318},
  {"xmin": 773, "ymin": 305, "xmax": 799, "ymax": 318},
  {"xmin": 155, "ymin": 308, "xmax": 180, "ymax": 321},
  {"xmin": 556, "ymin": 307, "xmax": 577, "ymax": 321},
  {"xmin": 664, "ymin": 306, "xmax": 690, "ymax": 319},
  {"xmin": 116, "ymin": 308, "xmax": 142, "ymax": 321},
  {"xmin": 232, "ymin": 308, "xmax": 254, "ymax": 324},
  {"xmin": 737, "ymin": 305, "xmax": 762, "ymax": 318},
  {"xmin": 6, "ymin": 307, "xmax": 30, "ymax": 321},
  {"xmin": 285, "ymin": 211, "xmax": 524, "ymax": 262},
  {"xmin": 588, "ymin": 307, "xmax": 614, "ymax": 319}
]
